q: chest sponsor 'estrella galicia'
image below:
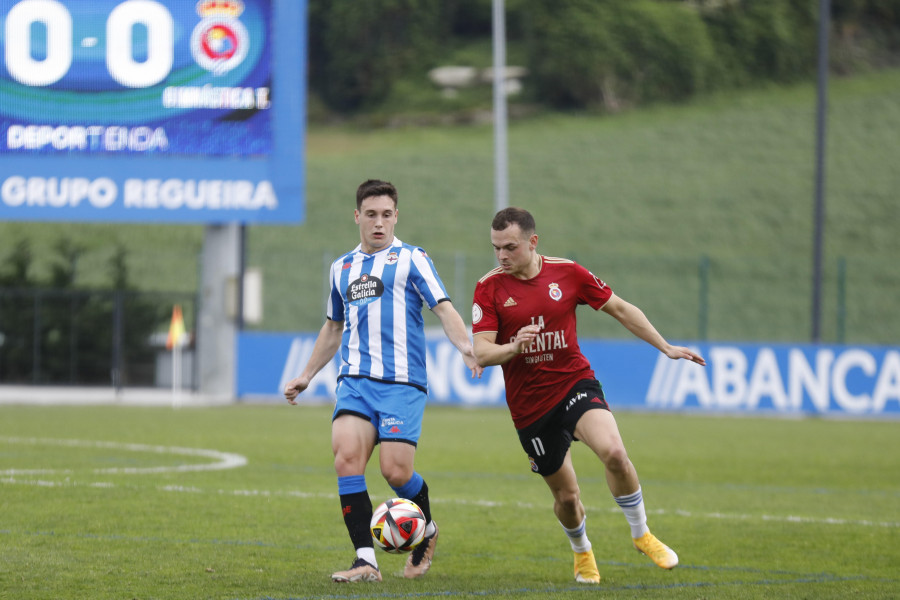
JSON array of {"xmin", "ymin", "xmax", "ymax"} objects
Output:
[{"xmin": 347, "ymin": 273, "xmax": 385, "ymax": 307}]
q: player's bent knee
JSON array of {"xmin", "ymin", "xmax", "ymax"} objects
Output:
[
  {"xmin": 553, "ymin": 487, "xmax": 582, "ymax": 512},
  {"xmin": 602, "ymin": 445, "xmax": 631, "ymax": 473},
  {"xmin": 381, "ymin": 466, "xmax": 414, "ymax": 488},
  {"xmin": 334, "ymin": 454, "xmax": 368, "ymax": 477}
]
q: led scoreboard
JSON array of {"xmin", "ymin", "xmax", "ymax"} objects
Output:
[{"xmin": 0, "ymin": 0, "xmax": 306, "ymax": 223}]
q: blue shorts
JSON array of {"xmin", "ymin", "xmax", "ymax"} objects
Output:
[{"xmin": 333, "ymin": 377, "xmax": 426, "ymax": 446}]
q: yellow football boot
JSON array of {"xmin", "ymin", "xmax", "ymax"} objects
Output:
[
  {"xmin": 573, "ymin": 548, "xmax": 601, "ymax": 583},
  {"xmin": 632, "ymin": 531, "xmax": 678, "ymax": 569}
]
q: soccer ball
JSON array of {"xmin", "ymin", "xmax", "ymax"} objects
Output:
[{"xmin": 370, "ymin": 498, "xmax": 427, "ymax": 553}]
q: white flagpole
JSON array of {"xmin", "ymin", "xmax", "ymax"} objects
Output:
[
  {"xmin": 172, "ymin": 341, "xmax": 182, "ymax": 409},
  {"xmin": 493, "ymin": 0, "xmax": 509, "ymax": 212}
]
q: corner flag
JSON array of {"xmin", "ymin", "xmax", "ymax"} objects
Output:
[{"xmin": 166, "ymin": 305, "xmax": 186, "ymax": 350}]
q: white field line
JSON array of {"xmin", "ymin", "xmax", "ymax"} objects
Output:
[
  {"xmin": 2, "ymin": 473, "xmax": 898, "ymax": 530},
  {"xmin": 437, "ymin": 499, "xmax": 900, "ymax": 529},
  {"xmin": 2, "ymin": 436, "xmax": 897, "ymax": 529},
  {"xmin": 0, "ymin": 436, "xmax": 247, "ymax": 475}
]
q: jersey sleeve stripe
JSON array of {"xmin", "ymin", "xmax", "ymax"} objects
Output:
[
  {"xmin": 477, "ymin": 266, "xmax": 504, "ymax": 283},
  {"xmin": 410, "ymin": 247, "xmax": 449, "ymax": 307},
  {"xmin": 542, "ymin": 256, "xmax": 574, "ymax": 264}
]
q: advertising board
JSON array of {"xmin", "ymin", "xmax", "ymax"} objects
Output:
[{"xmin": 238, "ymin": 332, "xmax": 900, "ymax": 417}]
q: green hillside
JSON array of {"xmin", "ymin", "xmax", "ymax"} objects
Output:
[{"xmin": 2, "ymin": 69, "xmax": 899, "ymax": 344}]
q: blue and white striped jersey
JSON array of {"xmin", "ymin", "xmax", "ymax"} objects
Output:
[{"xmin": 327, "ymin": 237, "xmax": 449, "ymax": 390}]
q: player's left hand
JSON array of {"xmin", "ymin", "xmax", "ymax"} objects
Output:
[{"xmin": 666, "ymin": 345, "xmax": 706, "ymax": 366}]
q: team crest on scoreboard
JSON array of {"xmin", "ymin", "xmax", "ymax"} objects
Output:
[
  {"xmin": 548, "ymin": 283, "xmax": 563, "ymax": 301},
  {"xmin": 191, "ymin": 0, "xmax": 250, "ymax": 76}
]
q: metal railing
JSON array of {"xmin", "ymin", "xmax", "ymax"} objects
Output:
[
  {"xmin": 250, "ymin": 250, "xmax": 893, "ymax": 346},
  {"xmin": 0, "ymin": 288, "xmax": 197, "ymax": 388}
]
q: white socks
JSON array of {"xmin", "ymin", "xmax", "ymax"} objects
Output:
[
  {"xmin": 560, "ymin": 487, "xmax": 652, "ymax": 552},
  {"xmin": 357, "ymin": 546, "xmax": 377, "ymax": 568},
  {"xmin": 560, "ymin": 517, "xmax": 592, "ymax": 553},
  {"xmin": 614, "ymin": 487, "xmax": 650, "ymax": 538}
]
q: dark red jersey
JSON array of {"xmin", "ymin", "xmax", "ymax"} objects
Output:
[{"xmin": 472, "ymin": 256, "xmax": 612, "ymax": 429}]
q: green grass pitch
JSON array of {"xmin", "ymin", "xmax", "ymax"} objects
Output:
[{"xmin": 1, "ymin": 403, "xmax": 898, "ymax": 599}]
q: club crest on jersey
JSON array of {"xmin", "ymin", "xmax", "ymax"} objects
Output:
[
  {"xmin": 548, "ymin": 283, "xmax": 563, "ymax": 301},
  {"xmin": 348, "ymin": 273, "xmax": 385, "ymax": 307},
  {"xmin": 191, "ymin": 0, "xmax": 250, "ymax": 76},
  {"xmin": 386, "ymin": 252, "xmax": 399, "ymax": 265}
]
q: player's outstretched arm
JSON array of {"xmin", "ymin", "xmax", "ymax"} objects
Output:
[
  {"xmin": 432, "ymin": 301, "xmax": 483, "ymax": 378},
  {"xmin": 284, "ymin": 318, "xmax": 343, "ymax": 404},
  {"xmin": 600, "ymin": 293, "xmax": 706, "ymax": 366}
]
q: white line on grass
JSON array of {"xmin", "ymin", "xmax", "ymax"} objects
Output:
[
  {"xmin": 1, "ymin": 442, "xmax": 896, "ymax": 530},
  {"xmin": 661, "ymin": 507, "xmax": 900, "ymax": 528},
  {"xmin": 0, "ymin": 436, "xmax": 247, "ymax": 475},
  {"xmin": 12, "ymin": 475, "xmax": 897, "ymax": 530}
]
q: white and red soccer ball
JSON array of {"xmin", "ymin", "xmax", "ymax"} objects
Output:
[{"xmin": 370, "ymin": 498, "xmax": 427, "ymax": 553}]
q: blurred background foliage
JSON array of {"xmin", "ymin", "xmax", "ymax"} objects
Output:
[
  {"xmin": 306, "ymin": 0, "xmax": 899, "ymax": 120},
  {"xmin": 1, "ymin": 0, "xmax": 899, "ymax": 361}
]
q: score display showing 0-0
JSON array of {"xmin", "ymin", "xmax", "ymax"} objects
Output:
[
  {"xmin": 1, "ymin": 0, "xmax": 273, "ymax": 156},
  {"xmin": 6, "ymin": 0, "xmax": 179, "ymax": 88}
]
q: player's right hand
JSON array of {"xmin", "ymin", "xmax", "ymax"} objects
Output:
[
  {"xmin": 284, "ymin": 376, "xmax": 310, "ymax": 404},
  {"xmin": 514, "ymin": 324, "xmax": 541, "ymax": 354}
]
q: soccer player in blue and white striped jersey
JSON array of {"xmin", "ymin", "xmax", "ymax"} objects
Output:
[
  {"xmin": 327, "ymin": 234, "xmax": 449, "ymax": 390},
  {"xmin": 284, "ymin": 179, "xmax": 482, "ymax": 583}
]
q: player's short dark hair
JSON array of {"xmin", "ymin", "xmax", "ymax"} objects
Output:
[
  {"xmin": 492, "ymin": 207, "xmax": 535, "ymax": 234},
  {"xmin": 356, "ymin": 179, "xmax": 398, "ymax": 210}
]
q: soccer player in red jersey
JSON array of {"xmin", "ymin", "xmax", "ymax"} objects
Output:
[{"xmin": 471, "ymin": 207, "xmax": 706, "ymax": 583}]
